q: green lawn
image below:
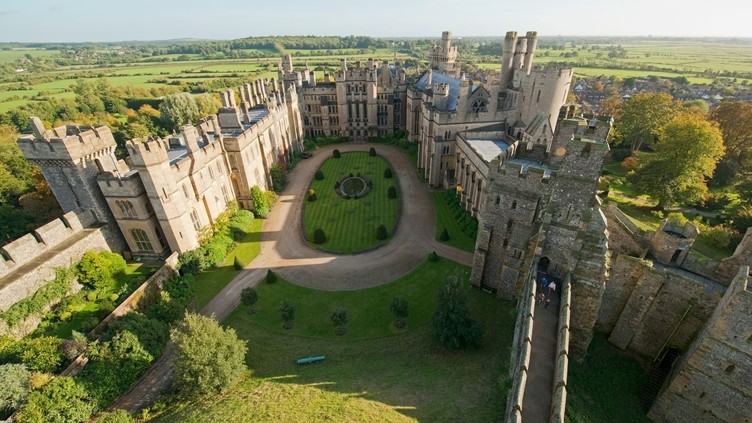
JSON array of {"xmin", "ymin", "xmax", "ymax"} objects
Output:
[
  {"xmin": 566, "ymin": 334, "xmax": 651, "ymax": 423},
  {"xmin": 304, "ymin": 152, "xmax": 399, "ymax": 254},
  {"xmin": 432, "ymin": 192, "xmax": 476, "ymax": 252},
  {"xmin": 193, "ymin": 218, "xmax": 264, "ymax": 310},
  {"xmin": 150, "ymin": 259, "xmax": 516, "ymax": 423},
  {"xmin": 241, "ymin": 257, "xmax": 466, "ymax": 340}
]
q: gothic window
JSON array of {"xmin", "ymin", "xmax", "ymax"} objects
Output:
[
  {"xmin": 470, "ymin": 98, "xmax": 488, "ymax": 114},
  {"xmin": 192, "ymin": 209, "xmax": 202, "ymax": 229},
  {"xmin": 222, "ymin": 185, "xmax": 230, "ymax": 204},
  {"xmin": 131, "ymin": 229, "xmax": 153, "ymax": 252},
  {"xmin": 118, "ymin": 200, "xmax": 137, "ymax": 218},
  {"xmin": 182, "ymin": 184, "xmax": 190, "ymax": 199},
  {"xmin": 208, "ymin": 166, "xmax": 214, "ymax": 179},
  {"xmin": 217, "ymin": 162, "xmax": 223, "ymax": 176}
]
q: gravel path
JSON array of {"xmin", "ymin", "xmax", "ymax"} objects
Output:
[{"xmin": 111, "ymin": 143, "xmax": 474, "ymax": 413}]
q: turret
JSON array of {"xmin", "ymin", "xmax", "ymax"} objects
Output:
[
  {"xmin": 513, "ymin": 36, "xmax": 528, "ymax": 70},
  {"xmin": 523, "ymin": 31, "xmax": 538, "ymax": 73},
  {"xmin": 500, "ymin": 31, "xmax": 518, "ymax": 88}
]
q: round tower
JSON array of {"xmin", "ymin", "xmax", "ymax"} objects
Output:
[
  {"xmin": 500, "ymin": 31, "xmax": 518, "ymax": 88},
  {"xmin": 523, "ymin": 31, "xmax": 538, "ymax": 73}
]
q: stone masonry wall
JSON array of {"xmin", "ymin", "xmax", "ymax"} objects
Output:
[
  {"xmin": 0, "ymin": 209, "xmax": 110, "ymax": 313},
  {"xmin": 603, "ymin": 255, "xmax": 723, "ymax": 358},
  {"xmin": 648, "ymin": 267, "xmax": 751, "ymax": 423}
]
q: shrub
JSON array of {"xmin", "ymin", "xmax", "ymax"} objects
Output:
[
  {"xmin": 313, "ymin": 228, "xmax": 327, "ymax": 244},
  {"xmin": 251, "ymin": 185, "xmax": 270, "ymax": 218},
  {"xmin": 376, "ymin": 224, "xmax": 388, "ymax": 240},
  {"xmin": 387, "ymin": 186, "xmax": 397, "ymax": 199},
  {"xmin": 315, "ymin": 170, "xmax": 324, "ymax": 180},
  {"xmin": 77, "ymin": 251, "xmax": 127, "ymax": 291},
  {"xmin": 104, "ymin": 313, "xmax": 169, "ymax": 358},
  {"xmin": 621, "ymin": 156, "xmax": 638, "ymax": 172},
  {"xmin": 279, "ymin": 300, "xmax": 295, "ymax": 323},
  {"xmin": 332, "ymin": 149, "xmax": 341, "ymax": 158},
  {"xmin": 308, "ymin": 189, "xmax": 317, "ymax": 202},
  {"xmin": 369, "ymin": 147, "xmax": 376, "ymax": 156},
  {"xmin": 176, "ymin": 249, "xmax": 206, "ymax": 276},
  {"xmin": 233, "ymin": 256, "xmax": 244, "ymax": 270},
  {"xmin": 240, "ymin": 287, "xmax": 258, "ymax": 306},
  {"xmin": 95, "ymin": 410, "xmax": 134, "ymax": 423},
  {"xmin": 269, "ymin": 162, "xmax": 286, "ymax": 193},
  {"xmin": 20, "ymin": 336, "xmax": 65, "ymax": 373},
  {"xmin": 16, "ymin": 376, "xmax": 95, "ymax": 423},
  {"xmin": 439, "ymin": 228, "xmax": 450, "ymax": 241},
  {"xmin": 0, "ymin": 267, "xmax": 74, "ymax": 328},
  {"xmin": 108, "ymin": 294, "xmax": 119, "ymax": 302},
  {"xmin": 266, "ymin": 269, "xmax": 277, "ymax": 284},
  {"xmin": 428, "ymin": 251, "xmax": 440, "ymax": 262},
  {"xmin": 170, "ymin": 313, "xmax": 247, "ymax": 397},
  {"xmin": 0, "ymin": 363, "xmax": 30, "ymax": 414},
  {"xmin": 87, "ymin": 292, "xmax": 97, "ymax": 302},
  {"xmin": 330, "ymin": 307, "xmax": 348, "ymax": 327},
  {"xmin": 390, "ymin": 297, "xmax": 409, "ymax": 320},
  {"xmin": 384, "ymin": 168, "xmax": 393, "ymax": 178}
]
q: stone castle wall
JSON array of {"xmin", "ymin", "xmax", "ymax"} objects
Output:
[
  {"xmin": 599, "ymin": 254, "xmax": 724, "ymax": 358},
  {"xmin": 648, "ymin": 267, "xmax": 751, "ymax": 423},
  {"xmin": 0, "ymin": 209, "xmax": 112, "ymax": 313}
]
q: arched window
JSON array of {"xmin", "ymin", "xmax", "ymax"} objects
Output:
[
  {"xmin": 118, "ymin": 200, "xmax": 137, "ymax": 217},
  {"xmin": 131, "ymin": 229, "xmax": 153, "ymax": 252},
  {"xmin": 190, "ymin": 209, "xmax": 201, "ymax": 231},
  {"xmin": 182, "ymin": 184, "xmax": 190, "ymax": 199},
  {"xmin": 470, "ymin": 98, "xmax": 488, "ymax": 114},
  {"xmin": 221, "ymin": 185, "xmax": 230, "ymax": 204}
]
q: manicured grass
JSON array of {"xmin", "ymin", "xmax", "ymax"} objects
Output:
[
  {"xmin": 193, "ymin": 218, "xmax": 264, "ymax": 310},
  {"xmin": 566, "ymin": 334, "xmax": 651, "ymax": 423},
  {"xmin": 432, "ymin": 192, "xmax": 476, "ymax": 252},
  {"xmin": 304, "ymin": 152, "xmax": 399, "ymax": 254},
  {"xmin": 151, "ymin": 259, "xmax": 516, "ymax": 423},
  {"xmin": 243, "ymin": 257, "xmax": 466, "ymax": 340}
]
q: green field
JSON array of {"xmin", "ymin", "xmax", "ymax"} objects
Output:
[
  {"xmin": 432, "ymin": 192, "xmax": 477, "ymax": 252},
  {"xmin": 151, "ymin": 258, "xmax": 517, "ymax": 423},
  {"xmin": 304, "ymin": 152, "xmax": 399, "ymax": 254}
]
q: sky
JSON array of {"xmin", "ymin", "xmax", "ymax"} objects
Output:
[{"xmin": 1, "ymin": 0, "xmax": 751, "ymax": 42}]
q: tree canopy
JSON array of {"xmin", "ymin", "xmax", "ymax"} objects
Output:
[
  {"xmin": 614, "ymin": 92, "xmax": 679, "ymax": 153},
  {"xmin": 710, "ymin": 101, "xmax": 752, "ymax": 177},
  {"xmin": 169, "ymin": 312, "xmax": 248, "ymax": 397},
  {"xmin": 160, "ymin": 93, "xmax": 200, "ymax": 131},
  {"xmin": 431, "ymin": 273, "xmax": 482, "ymax": 349},
  {"xmin": 630, "ymin": 112, "xmax": 724, "ymax": 208}
]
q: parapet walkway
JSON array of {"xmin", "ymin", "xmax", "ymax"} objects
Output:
[{"xmin": 521, "ymin": 275, "xmax": 560, "ymax": 423}]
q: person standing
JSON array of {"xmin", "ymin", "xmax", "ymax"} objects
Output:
[
  {"xmin": 548, "ymin": 280, "xmax": 557, "ymax": 298},
  {"xmin": 540, "ymin": 277, "xmax": 549, "ymax": 295}
]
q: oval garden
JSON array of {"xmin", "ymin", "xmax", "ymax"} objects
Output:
[{"xmin": 303, "ymin": 149, "xmax": 399, "ymax": 254}]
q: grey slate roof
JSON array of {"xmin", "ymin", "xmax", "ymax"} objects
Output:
[{"xmin": 415, "ymin": 71, "xmax": 461, "ymax": 111}]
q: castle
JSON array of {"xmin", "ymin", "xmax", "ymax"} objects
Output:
[{"xmin": 7, "ymin": 31, "xmax": 751, "ymax": 423}]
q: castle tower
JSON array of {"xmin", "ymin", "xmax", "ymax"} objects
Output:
[
  {"xmin": 17, "ymin": 118, "xmax": 120, "ymax": 225},
  {"xmin": 522, "ymin": 31, "xmax": 538, "ymax": 73},
  {"xmin": 429, "ymin": 31, "xmax": 460, "ymax": 78},
  {"xmin": 500, "ymin": 31, "xmax": 518, "ymax": 88}
]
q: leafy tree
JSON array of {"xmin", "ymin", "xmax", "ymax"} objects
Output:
[
  {"xmin": 0, "ymin": 363, "xmax": 30, "ymax": 414},
  {"xmin": 710, "ymin": 101, "xmax": 752, "ymax": 179},
  {"xmin": 332, "ymin": 149, "xmax": 341, "ymax": 158},
  {"xmin": 599, "ymin": 95, "xmax": 623, "ymax": 120},
  {"xmin": 77, "ymin": 251, "xmax": 127, "ymax": 290},
  {"xmin": 615, "ymin": 92, "xmax": 678, "ymax": 153},
  {"xmin": 79, "ymin": 331, "xmax": 153, "ymax": 408},
  {"xmin": 315, "ymin": 170, "xmax": 324, "ymax": 180},
  {"xmin": 631, "ymin": 112, "xmax": 725, "ymax": 208},
  {"xmin": 194, "ymin": 93, "xmax": 221, "ymax": 118},
  {"xmin": 160, "ymin": 93, "xmax": 200, "ymax": 131},
  {"xmin": 240, "ymin": 287, "xmax": 258, "ymax": 306},
  {"xmin": 369, "ymin": 147, "xmax": 376, "ymax": 156},
  {"xmin": 279, "ymin": 300, "xmax": 295, "ymax": 323},
  {"xmin": 169, "ymin": 313, "xmax": 247, "ymax": 397},
  {"xmin": 16, "ymin": 376, "xmax": 95, "ymax": 423},
  {"xmin": 330, "ymin": 307, "xmax": 348, "ymax": 327},
  {"xmin": 431, "ymin": 273, "xmax": 483, "ymax": 349}
]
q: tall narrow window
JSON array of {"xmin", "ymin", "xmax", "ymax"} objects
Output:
[
  {"xmin": 190, "ymin": 209, "xmax": 200, "ymax": 231},
  {"xmin": 221, "ymin": 185, "xmax": 230, "ymax": 204},
  {"xmin": 154, "ymin": 225, "xmax": 166, "ymax": 249},
  {"xmin": 131, "ymin": 229, "xmax": 153, "ymax": 252}
]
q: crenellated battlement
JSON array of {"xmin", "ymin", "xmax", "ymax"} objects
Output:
[
  {"xmin": 127, "ymin": 137, "xmax": 170, "ymax": 167},
  {"xmin": 0, "ymin": 209, "xmax": 97, "ymax": 278},
  {"xmin": 17, "ymin": 124, "xmax": 116, "ymax": 164}
]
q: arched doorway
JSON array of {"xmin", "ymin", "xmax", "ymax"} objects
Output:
[{"xmin": 538, "ymin": 257, "xmax": 550, "ymax": 273}]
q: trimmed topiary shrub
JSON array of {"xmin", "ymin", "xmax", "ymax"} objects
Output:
[
  {"xmin": 314, "ymin": 228, "xmax": 327, "ymax": 244},
  {"xmin": 376, "ymin": 224, "xmax": 388, "ymax": 240},
  {"xmin": 233, "ymin": 256, "xmax": 244, "ymax": 270},
  {"xmin": 108, "ymin": 293, "xmax": 119, "ymax": 302},
  {"xmin": 308, "ymin": 189, "xmax": 317, "ymax": 202},
  {"xmin": 240, "ymin": 287, "xmax": 258, "ymax": 306},
  {"xmin": 266, "ymin": 269, "xmax": 277, "ymax": 284},
  {"xmin": 387, "ymin": 186, "xmax": 397, "ymax": 199},
  {"xmin": 384, "ymin": 168, "xmax": 392, "ymax": 178},
  {"xmin": 333, "ymin": 149, "xmax": 341, "ymax": 158},
  {"xmin": 369, "ymin": 147, "xmax": 376, "ymax": 156},
  {"xmin": 279, "ymin": 299, "xmax": 295, "ymax": 328},
  {"xmin": 428, "ymin": 251, "xmax": 439, "ymax": 262},
  {"xmin": 439, "ymin": 228, "xmax": 449, "ymax": 241},
  {"xmin": 315, "ymin": 170, "xmax": 324, "ymax": 180}
]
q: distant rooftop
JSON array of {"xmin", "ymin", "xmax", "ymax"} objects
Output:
[
  {"xmin": 465, "ymin": 138, "xmax": 510, "ymax": 164},
  {"xmin": 506, "ymin": 158, "xmax": 552, "ymax": 177},
  {"xmin": 415, "ymin": 70, "xmax": 461, "ymax": 111},
  {"xmin": 220, "ymin": 107, "xmax": 270, "ymax": 137}
]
